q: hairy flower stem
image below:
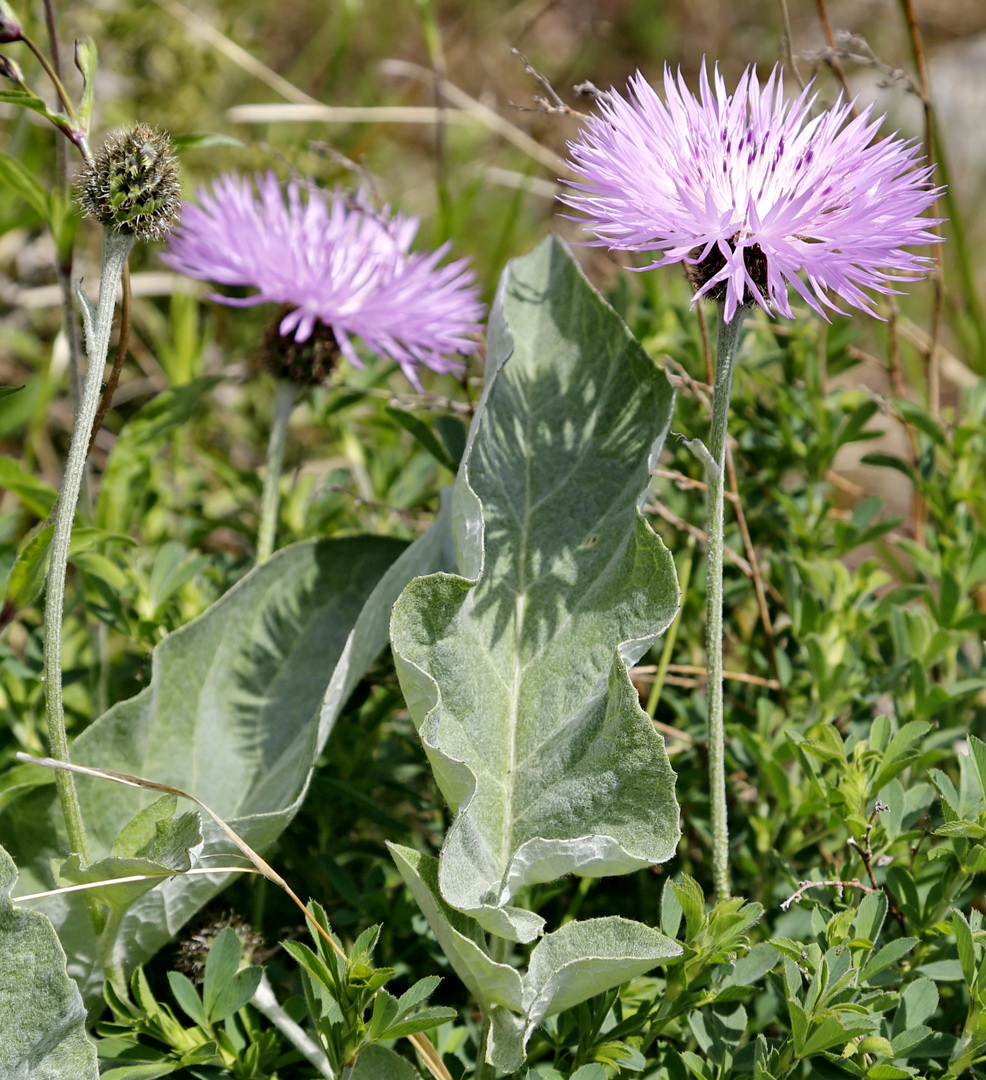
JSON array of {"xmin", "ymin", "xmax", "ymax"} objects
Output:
[
  {"xmin": 256, "ymin": 380, "xmax": 297, "ymax": 563},
  {"xmin": 704, "ymin": 305, "xmax": 744, "ymax": 903},
  {"xmin": 43, "ymin": 228, "xmax": 135, "ymax": 863}
]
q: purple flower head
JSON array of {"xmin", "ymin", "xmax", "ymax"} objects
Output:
[
  {"xmin": 162, "ymin": 171, "xmax": 484, "ymax": 386},
  {"xmin": 561, "ymin": 63, "xmax": 943, "ymax": 323}
]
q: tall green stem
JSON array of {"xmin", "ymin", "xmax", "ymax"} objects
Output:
[
  {"xmin": 704, "ymin": 305, "xmax": 744, "ymax": 903},
  {"xmin": 256, "ymin": 379, "xmax": 297, "ymax": 563},
  {"xmin": 43, "ymin": 228, "xmax": 134, "ymax": 863}
]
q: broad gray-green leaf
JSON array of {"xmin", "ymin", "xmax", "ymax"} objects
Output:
[
  {"xmin": 2, "ymin": 535, "xmax": 411, "ymax": 1000},
  {"xmin": 488, "ymin": 917, "xmax": 682, "ymax": 1073},
  {"xmin": 523, "ymin": 916, "xmax": 681, "ymax": 1032},
  {"xmin": 0, "ymin": 843, "xmax": 98, "ymax": 1080},
  {"xmin": 390, "ymin": 235, "xmax": 680, "ymax": 942},
  {"xmin": 388, "ymin": 843, "xmax": 523, "ymax": 1013}
]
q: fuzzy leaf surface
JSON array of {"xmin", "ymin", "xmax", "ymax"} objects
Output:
[
  {"xmin": 0, "ymin": 843, "xmax": 98, "ymax": 1079},
  {"xmin": 390, "ymin": 235, "xmax": 680, "ymax": 942},
  {"xmin": 2, "ymin": 534, "xmax": 438, "ymax": 1000}
]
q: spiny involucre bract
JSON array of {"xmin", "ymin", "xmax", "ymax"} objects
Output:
[{"xmin": 78, "ymin": 124, "xmax": 181, "ymax": 242}]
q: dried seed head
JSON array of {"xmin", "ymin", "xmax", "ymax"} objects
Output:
[
  {"xmin": 175, "ymin": 912, "xmax": 264, "ymax": 984},
  {"xmin": 259, "ymin": 305, "xmax": 341, "ymax": 386},
  {"xmin": 78, "ymin": 123, "xmax": 181, "ymax": 241}
]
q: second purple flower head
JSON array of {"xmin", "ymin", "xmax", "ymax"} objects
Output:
[{"xmin": 163, "ymin": 171, "xmax": 484, "ymax": 387}]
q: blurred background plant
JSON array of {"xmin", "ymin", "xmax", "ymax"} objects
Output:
[{"xmin": 1, "ymin": 0, "xmax": 985, "ymax": 1077}]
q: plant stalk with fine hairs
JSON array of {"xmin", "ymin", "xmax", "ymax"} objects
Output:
[
  {"xmin": 43, "ymin": 228, "xmax": 135, "ymax": 861},
  {"xmin": 700, "ymin": 307, "xmax": 743, "ymax": 901},
  {"xmin": 256, "ymin": 379, "xmax": 298, "ymax": 563}
]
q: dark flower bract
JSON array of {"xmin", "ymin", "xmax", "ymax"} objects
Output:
[
  {"xmin": 561, "ymin": 63, "xmax": 943, "ymax": 321},
  {"xmin": 162, "ymin": 172, "xmax": 483, "ymax": 386}
]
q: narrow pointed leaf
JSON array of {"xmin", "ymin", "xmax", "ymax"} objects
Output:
[{"xmin": 390, "ymin": 235, "xmax": 680, "ymax": 942}]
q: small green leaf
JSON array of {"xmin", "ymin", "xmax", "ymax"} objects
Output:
[
  {"xmin": 2, "ymin": 523, "xmax": 53, "ymax": 623},
  {"xmin": 203, "ymin": 927, "xmax": 243, "ymax": 1018},
  {"xmin": 0, "ymin": 384, "xmax": 25, "ymax": 400},
  {"xmin": 368, "ymin": 989, "xmax": 402, "ymax": 1041},
  {"xmin": 171, "ymin": 132, "xmax": 246, "ymax": 152},
  {"xmin": 386, "ymin": 406, "xmax": 456, "ymax": 470},
  {"xmin": 208, "ymin": 965, "xmax": 262, "ymax": 1023},
  {"xmin": 0, "ymin": 151, "xmax": 50, "ymax": 220},
  {"xmin": 375, "ymin": 1005, "xmax": 457, "ymax": 1040},
  {"xmin": 952, "ymin": 909, "xmax": 978, "ymax": 987},
  {"xmin": 0, "ymin": 455, "xmax": 59, "ymax": 517},
  {"xmin": 860, "ymin": 938, "xmax": 918, "ymax": 982},
  {"xmin": 167, "ymin": 970, "xmax": 208, "ymax": 1028},
  {"xmin": 349, "ymin": 1044, "xmax": 421, "ymax": 1079},
  {"xmin": 395, "ymin": 975, "xmax": 442, "ymax": 1018}
]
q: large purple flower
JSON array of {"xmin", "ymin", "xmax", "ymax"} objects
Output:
[
  {"xmin": 561, "ymin": 63, "xmax": 943, "ymax": 322},
  {"xmin": 162, "ymin": 171, "xmax": 483, "ymax": 385}
]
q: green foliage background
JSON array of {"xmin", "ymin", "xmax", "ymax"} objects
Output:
[{"xmin": 1, "ymin": 1, "xmax": 985, "ymax": 1077}]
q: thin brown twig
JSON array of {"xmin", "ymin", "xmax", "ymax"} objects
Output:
[
  {"xmin": 653, "ymin": 467, "xmax": 738, "ymax": 502},
  {"xmin": 884, "ymin": 298, "xmax": 926, "ymax": 545},
  {"xmin": 814, "ymin": 0, "xmax": 857, "ymax": 111},
  {"xmin": 646, "ymin": 500, "xmax": 784, "ymax": 604},
  {"xmin": 633, "ymin": 662, "xmax": 780, "ymax": 691},
  {"xmin": 848, "ymin": 819, "xmax": 906, "ymax": 932},
  {"xmin": 898, "ymin": 0, "xmax": 945, "ymax": 425},
  {"xmin": 88, "ymin": 264, "xmax": 132, "ymax": 456},
  {"xmin": 726, "ymin": 445, "xmax": 787, "ymax": 708},
  {"xmin": 509, "ymin": 47, "xmax": 589, "ymax": 118},
  {"xmin": 780, "ymin": 877, "xmax": 873, "ymax": 910},
  {"xmin": 777, "ymin": 0, "xmax": 807, "ymax": 90}
]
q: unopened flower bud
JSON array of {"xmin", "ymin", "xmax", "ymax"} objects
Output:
[
  {"xmin": 0, "ymin": 53, "xmax": 24, "ymax": 82},
  {"xmin": 78, "ymin": 123, "xmax": 181, "ymax": 241},
  {"xmin": 0, "ymin": 2, "xmax": 22, "ymax": 43}
]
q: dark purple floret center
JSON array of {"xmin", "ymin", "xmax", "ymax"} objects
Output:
[
  {"xmin": 685, "ymin": 237, "xmax": 769, "ymax": 302},
  {"xmin": 260, "ymin": 306, "xmax": 340, "ymax": 386}
]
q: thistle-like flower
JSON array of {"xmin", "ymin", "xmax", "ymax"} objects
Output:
[
  {"xmin": 78, "ymin": 124, "xmax": 182, "ymax": 242},
  {"xmin": 561, "ymin": 63, "xmax": 943, "ymax": 322},
  {"xmin": 162, "ymin": 172, "xmax": 484, "ymax": 387}
]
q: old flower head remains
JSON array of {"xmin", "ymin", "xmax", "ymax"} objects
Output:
[
  {"xmin": 163, "ymin": 172, "xmax": 483, "ymax": 386},
  {"xmin": 561, "ymin": 63, "xmax": 943, "ymax": 322}
]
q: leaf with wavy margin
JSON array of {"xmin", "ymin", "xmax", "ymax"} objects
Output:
[{"xmin": 390, "ymin": 236, "xmax": 681, "ymax": 943}]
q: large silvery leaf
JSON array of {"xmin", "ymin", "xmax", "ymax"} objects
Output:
[
  {"xmin": 1, "ymin": 532, "xmax": 441, "ymax": 999},
  {"xmin": 390, "ymin": 236, "xmax": 681, "ymax": 942},
  {"xmin": 0, "ymin": 842, "xmax": 98, "ymax": 1080},
  {"xmin": 390, "ymin": 844, "xmax": 680, "ymax": 1073}
]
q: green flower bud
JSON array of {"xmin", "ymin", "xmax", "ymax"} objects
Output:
[
  {"xmin": 78, "ymin": 123, "xmax": 181, "ymax": 242},
  {"xmin": 0, "ymin": 53, "xmax": 24, "ymax": 82}
]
